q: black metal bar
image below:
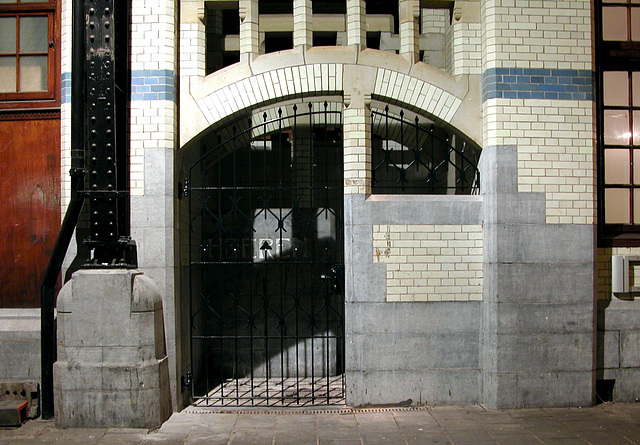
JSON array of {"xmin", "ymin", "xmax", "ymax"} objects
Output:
[{"xmin": 40, "ymin": 0, "xmax": 87, "ymax": 420}]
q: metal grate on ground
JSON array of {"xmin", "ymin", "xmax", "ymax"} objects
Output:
[{"xmin": 191, "ymin": 375, "xmax": 345, "ymax": 408}]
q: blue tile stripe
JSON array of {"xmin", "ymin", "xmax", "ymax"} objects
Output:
[
  {"xmin": 482, "ymin": 68, "xmax": 594, "ymax": 101},
  {"xmin": 61, "ymin": 69, "xmax": 176, "ymax": 104}
]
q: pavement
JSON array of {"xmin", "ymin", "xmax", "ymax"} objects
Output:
[{"xmin": 2, "ymin": 402, "xmax": 640, "ymax": 444}]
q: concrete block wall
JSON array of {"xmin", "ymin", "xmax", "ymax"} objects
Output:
[
  {"xmin": 129, "ymin": 0, "xmax": 179, "ymax": 408},
  {"xmin": 596, "ymin": 246, "xmax": 640, "ymax": 402},
  {"xmin": 0, "ymin": 310, "xmax": 40, "ymax": 384},
  {"xmin": 480, "ymin": 0, "xmax": 596, "ymax": 408},
  {"xmin": 345, "ymin": 194, "xmax": 484, "ymax": 406}
]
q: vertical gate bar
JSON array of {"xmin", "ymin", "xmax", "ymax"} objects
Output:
[
  {"xmin": 324, "ymin": 102, "xmax": 330, "ymax": 405},
  {"xmin": 215, "ymin": 137, "xmax": 223, "ymax": 405},
  {"xmin": 203, "ymin": 144, "xmax": 211, "ymax": 405},
  {"xmin": 400, "ymin": 111, "xmax": 405, "ymax": 192},
  {"xmin": 430, "ymin": 125, "xmax": 436, "ymax": 193},
  {"xmin": 233, "ymin": 127, "xmax": 239, "ymax": 403},
  {"xmin": 188, "ymin": 146, "xmax": 195, "ymax": 402},
  {"xmin": 263, "ymin": 113, "xmax": 270, "ymax": 406},
  {"xmin": 293, "ymin": 105, "xmax": 300, "ymax": 404},
  {"xmin": 309, "ymin": 103, "xmax": 316, "ymax": 403},
  {"xmin": 461, "ymin": 141, "xmax": 466, "ymax": 193},
  {"xmin": 278, "ymin": 108, "xmax": 285, "ymax": 404},
  {"xmin": 385, "ymin": 106, "xmax": 390, "ymax": 178},
  {"xmin": 415, "ymin": 116, "xmax": 420, "ymax": 175},
  {"xmin": 247, "ymin": 116, "xmax": 254, "ymax": 404}
]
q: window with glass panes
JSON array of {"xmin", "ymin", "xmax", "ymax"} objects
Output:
[
  {"xmin": 0, "ymin": 0, "xmax": 55, "ymax": 101},
  {"xmin": 598, "ymin": 0, "xmax": 640, "ymax": 244}
]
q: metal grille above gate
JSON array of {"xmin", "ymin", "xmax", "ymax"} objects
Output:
[{"xmin": 188, "ymin": 103, "xmax": 344, "ymax": 407}]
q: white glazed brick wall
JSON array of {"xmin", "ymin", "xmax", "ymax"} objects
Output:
[
  {"xmin": 446, "ymin": 22, "xmax": 482, "ymax": 76},
  {"xmin": 60, "ymin": 0, "xmax": 73, "ymax": 214},
  {"xmin": 132, "ymin": 0, "xmax": 176, "ymax": 72},
  {"xmin": 131, "ymin": 0, "xmax": 177, "ymax": 196},
  {"xmin": 180, "ymin": 22, "xmax": 206, "ymax": 77},
  {"xmin": 196, "ymin": 64, "xmax": 463, "ymax": 128},
  {"xmin": 130, "ymin": 101, "xmax": 176, "ymax": 195},
  {"xmin": 373, "ymin": 224, "xmax": 483, "ymax": 302},
  {"xmin": 482, "ymin": 0, "xmax": 591, "ymax": 71},
  {"xmin": 373, "ymin": 68, "xmax": 462, "ymax": 123},
  {"xmin": 346, "ymin": 0, "xmax": 366, "ymax": 48},
  {"xmin": 293, "ymin": 0, "xmax": 312, "ymax": 48},
  {"xmin": 422, "ymin": 8, "xmax": 449, "ymax": 34},
  {"xmin": 482, "ymin": 0, "xmax": 594, "ymax": 225},
  {"xmin": 483, "ymin": 98, "xmax": 595, "ymax": 224},
  {"xmin": 343, "ymin": 107, "xmax": 371, "ymax": 195}
]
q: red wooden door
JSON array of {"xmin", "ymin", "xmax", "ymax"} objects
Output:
[{"xmin": 0, "ymin": 117, "xmax": 60, "ymax": 307}]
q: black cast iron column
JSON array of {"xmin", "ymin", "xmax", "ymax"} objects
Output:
[{"xmin": 84, "ymin": 0, "xmax": 136, "ymax": 266}]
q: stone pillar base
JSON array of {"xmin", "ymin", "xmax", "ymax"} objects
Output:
[{"xmin": 54, "ymin": 269, "xmax": 171, "ymax": 428}]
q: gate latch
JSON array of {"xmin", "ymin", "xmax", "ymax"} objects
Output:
[{"xmin": 320, "ymin": 265, "xmax": 344, "ymax": 294}]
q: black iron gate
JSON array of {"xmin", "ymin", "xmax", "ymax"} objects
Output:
[{"xmin": 188, "ymin": 103, "xmax": 345, "ymax": 406}]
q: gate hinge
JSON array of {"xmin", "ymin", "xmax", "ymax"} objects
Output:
[{"xmin": 181, "ymin": 372, "xmax": 192, "ymax": 392}]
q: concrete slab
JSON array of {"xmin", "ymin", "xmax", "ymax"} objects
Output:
[{"xmin": 3, "ymin": 403, "xmax": 640, "ymax": 444}]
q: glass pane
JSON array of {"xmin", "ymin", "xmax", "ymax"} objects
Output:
[
  {"xmin": 19, "ymin": 16, "xmax": 48, "ymax": 53},
  {"xmin": 634, "ymin": 150, "xmax": 640, "ymax": 184},
  {"xmin": 0, "ymin": 56, "xmax": 17, "ymax": 93},
  {"xmin": 0, "ymin": 17, "xmax": 17, "ymax": 53},
  {"xmin": 633, "ymin": 8, "xmax": 640, "ymax": 41},
  {"xmin": 604, "ymin": 72, "xmax": 629, "ymax": 106},
  {"xmin": 603, "ymin": 7, "xmax": 629, "ymax": 41},
  {"xmin": 634, "ymin": 111, "xmax": 640, "ymax": 145},
  {"xmin": 605, "ymin": 149, "xmax": 631, "ymax": 184},
  {"xmin": 635, "ymin": 190, "xmax": 640, "ymax": 224},
  {"xmin": 633, "ymin": 72, "xmax": 640, "ymax": 105},
  {"xmin": 19, "ymin": 55, "xmax": 47, "ymax": 91},
  {"xmin": 605, "ymin": 188, "xmax": 631, "ymax": 224},
  {"xmin": 605, "ymin": 110, "xmax": 631, "ymax": 145}
]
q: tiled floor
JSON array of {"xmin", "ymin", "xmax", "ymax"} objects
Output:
[{"xmin": 191, "ymin": 375, "xmax": 346, "ymax": 407}]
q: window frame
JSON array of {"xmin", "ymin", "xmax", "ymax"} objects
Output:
[
  {"xmin": 597, "ymin": 0, "xmax": 640, "ymax": 246},
  {"xmin": 0, "ymin": 0, "xmax": 59, "ymax": 108}
]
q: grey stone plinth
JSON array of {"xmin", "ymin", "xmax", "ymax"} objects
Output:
[{"xmin": 54, "ymin": 269, "xmax": 171, "ymax": 428}]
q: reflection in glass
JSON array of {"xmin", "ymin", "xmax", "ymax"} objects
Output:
[
  {"xmin": 604, "ymin": 72, "xmax": 629, "ymax": 106},
  {"xmin": 603, "ymin": 7, "xmax": 629, "ymax": 41},
  {"xmin": 605, "ymin": 188, "xmax": 631, "ymax": 224},
  {"xmin": 635, "ymin": 190, "xmax": 640, "ymax": 224},
  {"xmin": 19, "ymin": 55, "xmax": 47, "ymax": 91},
  {"xmin": 0, "ymin": 18, "xmax": 17, "ymax": 53},
  {"xmin": 605, "ymin": 149, "xmax": 631, "ymax": 184},
  {"xmin": 0, "ymin": 57, "xmax": 17, "ymax": 93},
  {"xmin": 634, "ymin": 111, "xmax": 640, "ymax": 145},
  {"xmin": 604, "ymin": 110, "xmax": 631, "ymax": 145},
  {"xmin": 19, "ymin": 17, "xmax": 48, "ymax": 53}
]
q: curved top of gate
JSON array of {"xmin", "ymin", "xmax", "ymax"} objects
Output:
[{"xmin": 180, "ymin": 46, "xmax": 480, "ymax": 150}]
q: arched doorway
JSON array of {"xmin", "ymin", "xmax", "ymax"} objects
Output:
[{"xmin": 186, "ymin": 102, "xmax": 345, "ymax": 406}]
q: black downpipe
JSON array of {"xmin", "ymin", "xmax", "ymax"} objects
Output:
[{"xmin": 40, "ymin": 0, "xmax": 86, "ymax": 420}]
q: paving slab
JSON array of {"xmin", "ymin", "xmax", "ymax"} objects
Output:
[{"xmin": 1, "ymin": 403, "xmax": 640, "ymax": 444}]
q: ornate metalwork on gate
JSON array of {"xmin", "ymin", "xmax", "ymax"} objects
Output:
[
  {"xmin": 187, "ymin": 102, "xmax": 345, "ymax": 406},
  {"xmin": 371, "ymin": 106, "xmax": 481, "ymax": 194}
]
